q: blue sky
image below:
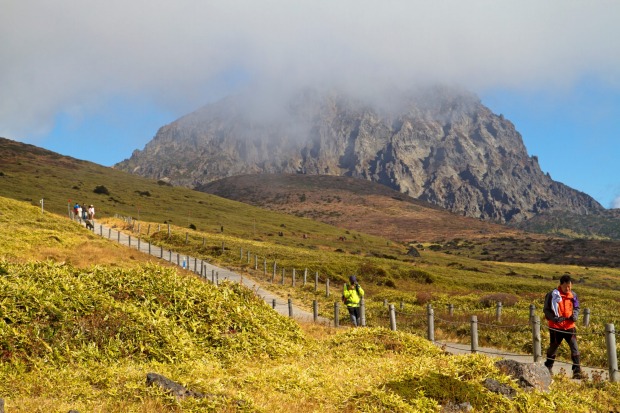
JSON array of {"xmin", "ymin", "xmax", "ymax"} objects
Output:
[{"xmin": 2, "ymin": 1, "xmax": 619, "ymax": 208}]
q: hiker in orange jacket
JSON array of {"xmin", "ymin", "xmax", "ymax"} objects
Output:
[{"xmin": 543, "ymin": 274, "xmax": 582, "ymax": 379}]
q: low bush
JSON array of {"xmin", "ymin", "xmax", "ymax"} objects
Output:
[
  {"xmin": 93, "ymin": 185, "xmax": 110, "ymax": 195},
  {"xmin": 408, "ymin": 269, "xmax": 435, "ymax": 284},
  {"xmin": 479, "ymin": 293, "xmax": 519, "ymax": 307}
]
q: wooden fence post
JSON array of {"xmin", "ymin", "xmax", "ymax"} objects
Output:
[
  {"xmin": 288, "ymin": 298, "xmax": 293, "ymax": 318},
  {"xmin": 304, "ymin": 268, "xmax": 308, "ymax": 286},
  {"xmin": 496, "ymin": 301, "xmax": 502, "ymax": 322},
  {"xmin": 281, "ymin": 268, "xmax": 285, "ymax": 285},
  {"xmin": 360, "ymin": 297, "xmax": 366, "ymax": 327},
  {"xmin": 264, "ymin": 258, "xmax": 267, "ymax": 276},
  {"xmin": 529, "ymin": 304, "xmax": 536, "ymax": 322},
  {"xmin": 583, "ymin": 308, "xmax": 591, "ymax": 327},
  {"xmin": 128, "ymin": 235, "xmax": 131, "ymax": 247},
  {"xmin": 389, "ymin": 304, "xmax": 397, "ymax": 331},
  {"xmin": 532, "ymin": 315, "xmax": 542, "ymax": 362},
  {"xmin": 471, "ymin": 316, "xmax": 478, "ymax": 354},
  {"xmin": 292, "ymin": 269, "xmax": 296, "ymax": 287},
  {"xmin": 167, "ymin": 223, "xmax": 170, "ymax": 237},
  {"xmin": 272, "ymin": 299, "xmax": 276, "ymax": 309},
  {"xmin": 427, "ymin": 305, "xmax": 435, "ymax": 342},
  {"xmin": 313, "ymin": 300, "xmax": 318, "ymax": 323},
  {"xmin": 315, "ymin": 271, "xmax": 318, "ymax": 292},
  {"xmin": 605, "ymin": 323, "xmax": 619, "ymax": 382},
  {"xmin": 326, "ymin": 279, "xmax": 330, "ymax": 297},
  {"xmin": 272, "ymin": 262, "xmax": 276, "ymax": 283},
  {"xmin": 448, "ymin": 303, "xmax": 454, "ymax": 316},
  {"xmin": 334, "ymin": 302, "xmax": 340, "ymax": 328}
]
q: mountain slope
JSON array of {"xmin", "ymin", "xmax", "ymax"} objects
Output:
[
  {"xmin": 116, "ymin": 86, "xmax": 603, "ymax": 223},
  {"xmin": 198, "ymin": 173, "xmax": 523, "ymax": 243}
]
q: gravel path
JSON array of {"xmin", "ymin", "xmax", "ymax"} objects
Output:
[
  {"xmin": 87, "ymin": 221, "xmax": 330, "ymax": 324},
  {"xmin": 85, "ymin": 220, "xmax": 612, "ymax": 380}
]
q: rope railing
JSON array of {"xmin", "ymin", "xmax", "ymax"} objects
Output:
[{"xmin": 80, "ymin": 217, "xmax": 620, "ymax": 383}]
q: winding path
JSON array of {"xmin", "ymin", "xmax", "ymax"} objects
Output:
[{"xmin": 84, "ymin": 219, "xmax": 609, "ymax": 380}]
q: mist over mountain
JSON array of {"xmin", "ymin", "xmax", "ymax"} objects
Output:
[{"xmin": 116, "ymin": 85, "xmax": 603, "ymax": 223}]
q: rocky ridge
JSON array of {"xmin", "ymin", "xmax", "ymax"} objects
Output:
[{"xmin": 115, "ymin": 86, "xmax": 603, "ymax": 223}]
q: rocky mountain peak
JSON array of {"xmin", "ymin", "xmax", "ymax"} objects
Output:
[{"xmin": 115, "ymin": 86, "xmax": 603, "ymax": 223}]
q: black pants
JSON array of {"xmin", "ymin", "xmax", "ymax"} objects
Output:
[
  {"xmin": 545, "ymin": 328, "xmax": 581, "ymax": 373},
  {"xmin": 347, "ymin": 306, "xmax": 361, "ymax": 327}
]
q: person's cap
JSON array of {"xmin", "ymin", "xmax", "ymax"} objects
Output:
[{"xmin": 349, "ymin": 275, "xmax": 357, "ymax": 284}]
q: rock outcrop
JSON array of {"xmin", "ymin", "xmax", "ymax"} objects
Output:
[{"xmin": 116, "ymin": 86, "xmax": 603, "ymax": 223}]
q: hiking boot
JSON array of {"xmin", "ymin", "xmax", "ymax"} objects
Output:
[
  {"xmin": 544, "ymin": 363, "xmax": 553, "ymax": 375},
  {"xmin": 572, "ymin": 370, "xmax": 583, "ymax": 380}
]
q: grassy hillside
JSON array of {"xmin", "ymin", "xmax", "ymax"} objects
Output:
[
  {"xmin": 198, "ymin": 174, "xmax": 620, "ymax": 268},
  {"xmin": 0, "ymin": 137, "xmax": 402, "ymax": 259},
  {"xmin": 197, "ymin": 173, "xmax": 523, "ymax": 243},
  {"xmin": 2, "ymin": 197, "xmax": 620, "ymax": 412},
  {"xmin": 515, "ymin": 209, "xmax": 620, "ymax": 240},
  {"xmin": 2, "ymin": 138, "xmax": 620, "ymax": 411}
]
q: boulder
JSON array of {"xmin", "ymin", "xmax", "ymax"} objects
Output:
[
  {"xmin": 494, "ymin": 360, "xmax": 551, "ymax": 392},
  {"xmin": 146, "ymin": 372, "xmax": 209, "ymax": 399},
  {"xmin": 482, "ymin": 378, "xmax": 516, "ymax": 399},
  {"xmin": 406, "ymin": 247, "xmax": 421, "ymax": 257}
]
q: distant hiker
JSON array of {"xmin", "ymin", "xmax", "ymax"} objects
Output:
[
  {"xmin": 543, "ymin": 274, "xmax": 582, "ymax": 379},
  {"xmin": 343, "ymin": 275, "xmax": 364, "ymax": 327},
  {"xmin": 88, "ymin": 204, "xmax": 95, "ymax": 220},
  {"xmin": 75, "ymin": 204, "xmax": 83, "ymax": 222}
]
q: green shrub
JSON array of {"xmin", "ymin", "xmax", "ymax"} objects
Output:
[
  {"xmin": 93, "ymin": 185, "xmax": 110, "ymax": 195},
  {"xmin": 408, "ymin": 269, "xmax": 435, "ymax": 284}
]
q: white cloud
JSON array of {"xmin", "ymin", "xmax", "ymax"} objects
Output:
[
  {"xmin": 612, "ymin": 196, "xmax": 620, "ymax": 209},
  {"xmin": 2, "ymin": 0, "xmax": 620, "ymax": 139}
]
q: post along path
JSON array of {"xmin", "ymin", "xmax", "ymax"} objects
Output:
[{"xmin": 85, "ymin": 220, "xmax": 608, "ymax": 379}]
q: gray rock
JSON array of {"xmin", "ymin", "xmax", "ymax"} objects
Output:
[
  {"xmin": 406, "ymin": 247, "xmax": 421, "ymax": 257},
  {"xmin": 146, "ymin": 372, "xmax": 208, "ymax": 399},
  {"xmin": 482, "ymin": 378, "xmax": 516, "ymax": 399},
  {"xmin": 494, "ymin": 359, "xmax": 552, "ymax": 392},
  {"xmin": 116, "ymin": 86, "xmax": 602, "ymax": 224}
]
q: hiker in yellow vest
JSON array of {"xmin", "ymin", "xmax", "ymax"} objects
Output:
[{"xmin": 343, "ymin": 275, "xmax": 364, "ymax": 327}]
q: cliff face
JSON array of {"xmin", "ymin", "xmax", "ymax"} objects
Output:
[{"xmin": 115, "ymin": 86, "xmax": 603, "ymax": 223}]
